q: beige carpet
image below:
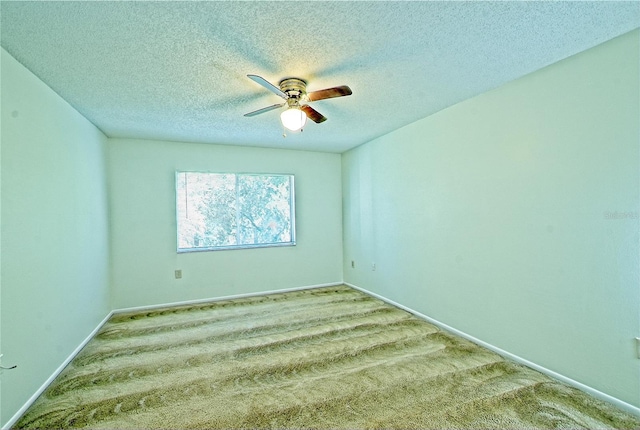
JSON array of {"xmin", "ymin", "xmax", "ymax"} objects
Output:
[{"xmin": 16, "ymin": 285, "xmax": 640, "ymax": 429}]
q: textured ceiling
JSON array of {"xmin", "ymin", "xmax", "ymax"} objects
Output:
[{"xmin": 2, "ymin": 1, "xmax": 639, "ymax": 153}]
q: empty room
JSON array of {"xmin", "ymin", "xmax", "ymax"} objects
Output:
[{"xmin": 1, "ymin": 1, "xmax": 639, "ymax": 428}]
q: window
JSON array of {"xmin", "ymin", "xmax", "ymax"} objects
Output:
[{"xmin": 176, "ymin": 172, "xmax": 296, "ymax": 252}]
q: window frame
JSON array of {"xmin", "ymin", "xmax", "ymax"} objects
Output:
[{"xmin": 175, "ymin": 171, "xmax": 296, "ymax": 253}]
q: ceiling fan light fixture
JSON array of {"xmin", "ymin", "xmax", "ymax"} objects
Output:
[
  {"xmin": 245, "ymin": 75, "xmax": 351, "ymax": 131},
  {"xmin": 280, "ymin": 107, "xmax": 307, "ymax": 132}
]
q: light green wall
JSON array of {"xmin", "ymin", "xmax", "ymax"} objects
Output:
[
  {"xmin": 343, "ymin": 29, "xmax": 640, "ymax": 407},
  {"xmin": 0, "ymin": 48, "xmax": 111, "ymax": 426},
  {"xmin": 107, "ymin": 138, "xmax": 343, "ymax": 309},
  {"xmin": 2, "ymin": 27, "xmax": 638, "ymax": 424},
  {"xmin": 0, "ymin": 44, "xmax": 3, "ymax": 427}
]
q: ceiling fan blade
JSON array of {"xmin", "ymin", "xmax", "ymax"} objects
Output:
[
  {"xmin": 244, "ymin": 102, "xmax": 285, "ymax": 117},
  {"xmin": 247, "ymin": 74, "xmax": 288, "ymax": 100},
  {"xmin": 301, "ymin": 105, "xmax": 327, "ymax": 123},
  {"xmin": 307, "ymin": 85, "xmax": 352, "ymax": 102}
]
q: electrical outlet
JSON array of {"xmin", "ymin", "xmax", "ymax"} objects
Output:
[
  {"xmin": 175, "ymin": 269, "xmax": 182, "ymax": 279},
  {"xmin": 351, "ymin": 260, "xmax": 355, "ymax": 268},
  {"xmin": 371, "ymin": 262, "xmax": 376, "ymax": 271}
]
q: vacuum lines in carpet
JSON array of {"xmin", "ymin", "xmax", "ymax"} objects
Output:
[{"xmin": 15, "ymin": 285, "xmax": 640, "ymax": 429}]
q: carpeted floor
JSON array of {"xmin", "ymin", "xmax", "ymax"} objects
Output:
[{"xmin": 15, "ymin": 285, "xmax": 640, "ymax": 429}]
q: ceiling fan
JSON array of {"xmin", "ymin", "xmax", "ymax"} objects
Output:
[{"xmin": 244, "ymin": 74, "xmax": 352, "ymax": 132}]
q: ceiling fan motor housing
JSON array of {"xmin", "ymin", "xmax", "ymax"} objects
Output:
[{"xmin": 279, "ymin": 78, "xmax": 308, "ymax": 105}]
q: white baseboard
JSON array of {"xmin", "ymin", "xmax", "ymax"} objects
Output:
[
  {"xmin": 9, "ymin": 280, "xmax": 634, "ymax": 428},
  {"xmin": 345, "ymin": 282, "xmax": 640, "ymax": 418},
  {"xmin": 112, "ymin": 282, "xmax": 343, "ymax": 315},
  {"xmin": 2, "ymin": 311, "xmax": 114, "ymax": 430}
]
